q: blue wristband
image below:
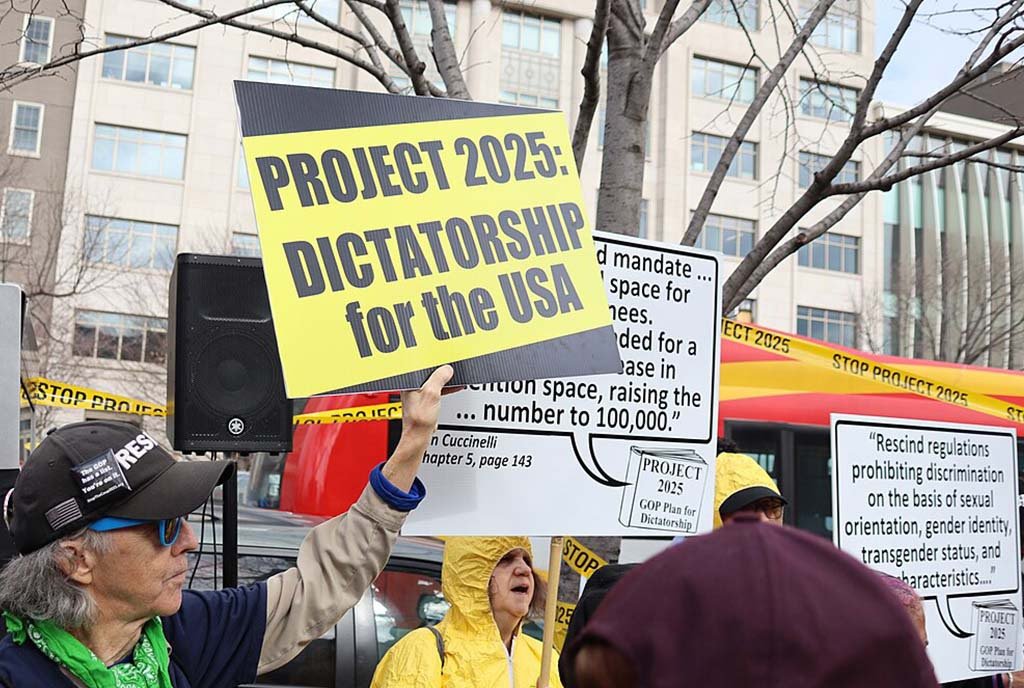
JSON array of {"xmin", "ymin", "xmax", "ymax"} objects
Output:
[{"xmin": 369, "ymin": 463, "xmax": 426, "ymax": 512}]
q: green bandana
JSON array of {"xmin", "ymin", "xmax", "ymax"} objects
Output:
[{"xmin": 3, "ymin": 612, "xmax": 174, "ymax": 688}]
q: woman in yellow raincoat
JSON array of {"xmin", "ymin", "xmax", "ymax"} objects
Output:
[{"xmin": 370, "ymin": 536, "xmax": 563, "ymax": 687}]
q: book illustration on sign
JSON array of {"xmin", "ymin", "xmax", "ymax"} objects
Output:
[
  {"xmin": 618, "ymin": 446, "xmax": 708, "ymax": 532},
  {"xmin": 969, "ymin": 599, "xmax": 1019, "ymax": 672}
]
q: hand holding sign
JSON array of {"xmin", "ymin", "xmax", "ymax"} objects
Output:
[{"xmin": 382, "ymin": 364, "xmax": 455, "ymax": 492}]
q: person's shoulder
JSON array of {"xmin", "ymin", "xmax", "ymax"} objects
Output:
[
  {"xmin": 388, "ymin": 627, "xmax": 442, "ymax": 655},
  {"xmin": 371, "ymin": 628, "xmax": 443, "ymax": 687},
  {"xmin": 161, "ymin": 583, "xmax": 269, "ymax": 688},
  {"xmin": 168, "ymin": 582, "xmax": 267, "ymax": 624},
  {"xmin": 0, "ymin": 636, "xmax": 65, "ymax": 687}
]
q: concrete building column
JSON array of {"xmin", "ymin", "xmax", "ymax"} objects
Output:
[
  {"xmin": 987, "ymin": 165, "xmax": 1011, "ymax": 368},
  {"xmin": 919, "ymin": 171, "xmax": 943, "ymax": 360},
  {"xmin": 466, "ymin": 0, "xmax": 496, "ymax": 102},
  {"xmin": 942, "ymin": 165, "xmax": 969, "ymax": 361},
  {"xmin": 1009, "ymin": 170, "xmax": 1024, "ymax": 368},
  {"xmin": 896, "ymin": 169, "xmax": 918, "ymax": 358},
  {"xmin": 964, "ymin": 163, "xmax": 992, "ymax": 364}
]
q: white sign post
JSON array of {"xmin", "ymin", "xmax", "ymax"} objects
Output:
[
  {"xmin": 403, "ymin": 232, "xmax": 721, "ymax": 536},
  {"xmin": 0, "ymin": 284, "xmax": 23, "ymax": 470},
  {"xmin": 831, "ymin": 414, "xmax": 1022, "ymax": 682}
]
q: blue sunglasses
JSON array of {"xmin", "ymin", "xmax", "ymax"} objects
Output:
[{"xmin": 89, "ymin": 516, "xmax": 184, "ymax": 547}]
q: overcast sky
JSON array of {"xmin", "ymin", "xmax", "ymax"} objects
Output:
[{"xmin": 872, "ymin": 0, "xmax": 1017, "ymax": 107}]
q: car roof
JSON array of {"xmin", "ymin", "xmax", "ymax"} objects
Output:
[{"xmin": 191, "ymin": 504, "xmax": 444, "ymax": 564}]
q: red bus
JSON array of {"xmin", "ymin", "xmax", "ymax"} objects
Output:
[{"xmin": 246, "ymin": 327, "xmax": 1024, "ymax": 539}]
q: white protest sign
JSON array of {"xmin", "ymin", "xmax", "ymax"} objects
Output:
[
  {"xmin": 831, "ymin": 414, "xmax": 1022, "ymax": 682},
  {"xmin": 403, "ymin": 233, "xmax": 720, "ymax": 535}
]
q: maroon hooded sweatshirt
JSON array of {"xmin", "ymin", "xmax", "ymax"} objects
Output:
[{"xmin": 565, "ymin": 514, "xmax": 940, "ymax": 688}]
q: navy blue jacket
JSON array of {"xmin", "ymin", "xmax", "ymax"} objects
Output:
[{"xmin": 0, "ymin": 583, "xmax": 266, "ymax": 688}]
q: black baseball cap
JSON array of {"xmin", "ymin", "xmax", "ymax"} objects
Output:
[
  {"xmin": 7, "ymin": 420, "xmax": 233, "ymax": 554},
  {"xmin": 719, "ymin": 486, "xmax": 788, "ymax": 519}
]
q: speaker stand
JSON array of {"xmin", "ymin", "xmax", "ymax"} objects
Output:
[{"xmin": 222, "ymin": 455, "xmax": 238, "ymax": 589}]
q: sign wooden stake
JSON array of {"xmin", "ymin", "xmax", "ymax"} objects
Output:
[{"xmin": 538, "ymin": 536, "xmax": 564, "ymax": 688}]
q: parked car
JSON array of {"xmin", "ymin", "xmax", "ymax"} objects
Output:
[{"xmin": 187, "ymin": 504, "xmax": 446, "ymax": 688}]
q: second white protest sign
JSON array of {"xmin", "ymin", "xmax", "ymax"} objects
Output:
[
  {"xmin": 831, "ymin": 414, "xmax": 1021, "ymax": 682},
  {"xmin": 403, "ymin": 232, "xmax": 721, "ymax": 536}
]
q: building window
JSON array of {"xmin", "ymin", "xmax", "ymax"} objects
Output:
[
  {"xmin": 91, "ymin": 125, "xmax": 186, "ymax": 179},
  {"xmin": 72, "ymin": 310, "xmax": 168, "ymax": 364},
  {"xmin": 798, "ymin": 151, "xmax": 859, "ymax": 188},
  {"xmin": 803, "ymin": 0, "xmax": 859, "ymax": 52},
  {"xmin": 400, "ymin": 0, "xmax": 456, "ymax": 36},
  {"xmin": 84, "ymin": 216, "xmax": 178, "ymax": 271},
  {"xmin": 799, "ymin": 79, "xmax": 859, "ymax": 122},
  {"xmin": 691, "ymin": 57, "xmax": 757, "ymax": 104},
  {"xmin": 0, "ymin": 189, "xmax": 33, "ymax": 242},
  {"xmin": 691, "ymin": 132, "xmax": 757, "ymax": 180},
  {"xmin": 391, "ymin": 73, "xmax": 412, "ymax": 93},
  {"xmin": 101, "ymin": 36, "xmax": 195, "ymax": 90},
  {"xmin": 236, "ymin": 146, "xmax": 250, "ymax": 189},
  {"xmin": 9, "ymin": 102, "xmax": 43, "ymax": 155},
  {"xmin": 727, "ymin": 298, "xmax": 757, "ymax": 321},
  {"xmin": 797, "ymin": 306, "xmax": 857, "ymax": 347},
  {"xmin": 231, "ymin": 232, "xmax": 261, "ymax": 257},
  {"xmin": 246, "ymin": 56, "xmax": 335, "ymax": 88},
  {"xmin": 797, "ymin": 232, "xmax": 859, "ymax": 273},
  {"xmin": 500, "ymin": 11, "xmax": 561, "ymax": 108},
  {"xmin": 695, "ymin": 213, "xmax": 756, "ymax": 257},
  {"xmin": 20, "ymin": 16, "xmax": 54, "ymax": 64},
  {"xmin": 701, "ymin": 0, "xmax": 758, "ymax": 28},
  {"xmin": 388, "ymin": 1, "xmax": 456, "ymax": 91},
  {"xmin": 502, "ymin": 11, "xmax": 560, "ymax": 56},
  {"xmin": 498, "ymin": 92, "xmax": 558, "ymax": 108}
]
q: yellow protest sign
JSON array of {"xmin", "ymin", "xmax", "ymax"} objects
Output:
[
  {"xmin": 235, "ymin": 84, "xmax": 619, "ymax": 398},
  {"xmin": 554, "ymin": 601, "xmax": 576, "ymax": 650},
  {"xmin": 562, "ymin": 536, "xmax": 608, "ymax": 578}
]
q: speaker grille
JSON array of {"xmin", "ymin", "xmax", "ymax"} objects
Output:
[{"xmin": 191, "ymin": 329, "xmax": 277, "ymax": 417}]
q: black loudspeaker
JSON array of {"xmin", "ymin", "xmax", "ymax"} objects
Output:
[{"xmin": 167, "ymin": 254, "xmax": 292, "ymax": 453}]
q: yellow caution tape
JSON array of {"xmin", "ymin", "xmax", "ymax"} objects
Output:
[
  {"xmin": 553, "ymin": 600, "xmax": 576, "ymax": 651},
  {"xmin": 19, "ymin": 377, "xmax": 403, "ymax": 425},
  {"xmin": 722, "ymin": 319, "xmax": 1024, "ymax": 426},
  {"xmin": 561, "ymin": 536, "xmax": 608, "ymax": 578},
  {"xmin": 293, "ymin": 402, "xmax": 403, "ymax": 424},
  {"xmin": 20, "ymin": 377, "xmax": 167, "ymax": 417}
]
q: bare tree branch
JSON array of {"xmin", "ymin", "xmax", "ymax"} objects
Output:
[
  {"xmin": 660, "ymin": 0, "xmax": 712, "ymax": 55},
  {"xmin": 384, "ymin": 0, "xmax": 431, "ymax": 95},
  {"xmin": 682, "ymin": 0, "xmax": 838, "ymax": 245},
  {"xmin": 427, "ymin": 0, "xmax": 470, "ymax": 99},
  {"xmin": 1, "ymin": 0, "xmax": 295, "ymax": 91},
  {"xmin": 643, "ymin": 0, "xmax": 684, "ymax": 66},
  {"xmin": 343, "ymin": 0, "xmax": 408, "ymax": 92},
  {"xmin": 828, "ymin": 126, "xmax": 1024, "ymax": 195},
  {"xmin": 863, "ymin": 31, "xmax": 1024, "ymax": 138},
  {"xmin": 572, "ymin": 0, "xmax": 611, "ymax": 168}
]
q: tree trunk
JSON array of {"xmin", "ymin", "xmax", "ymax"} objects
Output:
[{"xmin": 594, "ymin": 17, "xmax": 648, "ymax": 237}]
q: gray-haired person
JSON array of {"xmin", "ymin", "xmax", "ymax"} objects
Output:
[{"xmin": 0, "ymin": 365, "xmax": 454, "ymax": 688}]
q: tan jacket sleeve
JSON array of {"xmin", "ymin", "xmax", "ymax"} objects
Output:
[{"xmin": 258, "ymin": 483, "xmax": 409, "ymax": 674}]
